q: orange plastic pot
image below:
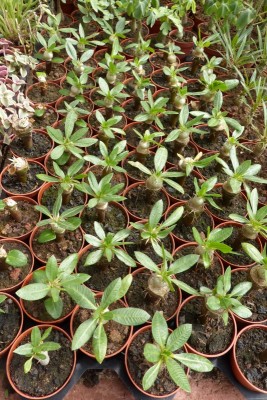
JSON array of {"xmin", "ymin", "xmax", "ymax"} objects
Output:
[{"xmin": 6, "ymin": 324, "xmax": 76, "ymax": 399}]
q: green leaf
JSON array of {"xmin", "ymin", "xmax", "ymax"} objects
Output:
[
  {"xmin": 149, "ymin": 200, "xmax": 163, "ymax": 227},
  {"xmin": 66, "ymin": 285, "xmax": 96, "ymax": 309},
  {"xmin": 84, "ymin": 249, "xmax": 103, "ymax": 266},
  {"xmin": 111, "ymin": 307, "xmax": 150, "ymax": 325},
  {"xmin": 101, "ymin": 278, "xmax": 122, "ymax": 309},
  {"xmin": 31, "ymin": 327, "xmax": 41, "ymax": 347},
  {"xmin": 58, "ymin": 253, "xmax": 78, "ymax": 275},
  {"xmin": 166, "ymin": 358, "xmax": 191, "ymax": 392},
  {"xmin": 154, "ymin": 147, "xmax": 167, "ymax": 172},
  {"xmin": 144, "ymin": 343, "xmax": 161, "ymax": 363},
  {"xmin": 173, "ymin": 353, "xmax": 213, "ymax": 372},
  {"xmin": 114, "ymin": 248, "xmax": 136, "ymax": 267},
  {"xmin": 24, "ymin": 358, "xmax": 33, "ymax": 374},
  {"xmin": 134, "ymin": 252, "xmax": 158, "ymax": 273},
  {"xmin": 169, "ymin": 254, "xmax": 199, "ymax": 275},
  {"xmin": 172, "ymin": 279, "xmax": 199, "ymax": 295},
  {"xmin": 72, "ymin": 318, "xmax": 98, "ymax": 350},
  {"xmin": 161, "ymin": 206, "xmax": 184, "ymax": 228},
  {"xmin": 13, "ymin": 343, "xmax": 33, "ymax": 356},
  {"xmin": 37, "ymin": 229, "xmax": 56, "ymax": 243},
  {"xmin": 151, "ymin": 311, "xmax": 168, "ymax": 347},
  {"xmin": 45, "ymin": 255, "xmax": 58, "ymax": 281},
  {"xmin": 16, "ymin": 283, "xmax": 50, "ymax": 301},
  {"xmin": 92, "ymin": 323, "xmax": 107, "ymax": 364},
  {"xmin": 6, "ymin": 250, "xmax": 28, "ymax": 268},
  {"xmin": 166, "ymin": 324, "xmax": 192, "ymax": 352},
  {"xmin": 231, "ymin": 281, "xmax": 252, "ymax": 297},
  {"xmin": 232, "ymin": 304, "xmax": 252, "ymax": 319},
  {"xmin": 44, "ymin": 297, "xmax": 63, "ymax": 319},
  {"xmin": 142, "ymin": 362, "xmax": 161, "ymax": 391},
  {"xmin": 241, "ymin": 243, "xmax": 263, "ymax": 264}
]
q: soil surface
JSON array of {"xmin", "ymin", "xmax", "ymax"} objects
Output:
[
  {"xmin": 32, "ymin": 108, "xmax": 58, "ymax": 130},
  {"xmin": 178, "ymin": 297, "xmax": 234, "ymax": 355},
  {"xmin": 126, "ymin": 270, "xmax": 179, "ymax": 319},
  {"xmin": 124, "ymin": 152, "xmax": 155, "ymax": 182},
  {"xmin": 0, "ymin": 200, "xmax": 39, "ymax": 238},
  {"xmin": 235, "ymin": 328, "xmax": 267, "ymax": 391},
  {"xmin": 0, "ymin": 297, "xmax": 21, "ymax": 352},
  {"xmin": 27, "ymin": 84, "xmax": 61, "ymax": 104},
  {"xmin": 34, "ymin": 63, "xmax": 66, "ymax": 82},
  {"xmin": 41, "ymin": 185, "xmax": 86, "ymax": 212},
  {"xmin": 10, "ymin": 131, "xmax": 52, "ymax": 160},
  {"xmin": 164, "ymin": 172, "xmax": 198, "ymax": 202},
  {"xmin": 172, "ymin": 211, "xmax": 213, "ymax": 242},
  {"xmin": 207, "ymin": 189, "xmax": 247, "ymax": 222},
  {"xmin": 0, "ymin": 241, "xmax": 32, "ymax": 290},
  {"xmin": 1, "ymin": 163, "xmax": 45, "ymax": 195},
  {"xmin": 10, "ymin": 329, "xmax": 74, "ymax": 397},
  {"xmin": 192, "ymin": 130, "xmax": 227, "ymax": 153},
  {"xmin": 81, "ymin": 203, "xmax": 128, "ymax": 233}
]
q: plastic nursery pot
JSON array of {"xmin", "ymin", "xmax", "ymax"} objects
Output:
[
  {"xmin": 26, "ymin": 82, "xmax": 62, "ymax": 107},
  {"xmin": 10, "ymin": 129, "xmax": 54, "ymax": 163},
  {"xmin": 29, "ymin": 226, "xmax": 85, "ymax": 265},
  {"xmin": 0, "ymin": 160, "xmax": 46, "ymax": 199},
  {"xmin": 6, "ymin": 324, "xmax": 76, "ymax": 400},
  {"xmin": 169, "ymin": 29, "xmax": 197, "ymax": 58},
  {"xmin": 190, "ymin": 125, "xmax": 219, "ymax": 154},
  {"xmin": 176, "ymin": 295, "xmax": 237, "ymax": 358},
  {"xmin": 125, "ymin": 267, "xmax": 182, "ymax": 323},
  {"xmin": 231, "ymin": 324, "xmax": 267, "ymax": 394},
  {"xmin": 55, "ymin": 95, "xmax": 94, "ymax": 120},
  {"xmin": 19, "ymin": 266, "xmax": 76, "ymax": 324},
  {"xmin": 70, "ymin": 294, "xmax": 133, "ymax": 359},
  {"xmin": 123, "ymin": 182, "xmax": 170, "ymax": 222},
  {"xmin": 0, "ymin": 196, "xmax": 41, "ymax": 241},
  {"xmin": 230, "ymin": 268, "xmax": 267, "ymax": 326},
  {"xmin": 150, "ymin": 69, "xmax": 169, "ymax": 90},
  {"xmin": 33, "ymin": 62, "xmax": 67, "ymax": 85},
  {"xmin": 125, "ymin": 325, "xmax": 188, "ymax": 398},
  {"xmin": 0, "ymin": 292, "xmax": 24, "ymax": 357},
  {"xmin": 215, "ymin": 221, "xmax": 263, "ymax": 269},
  {"xmin": 0, "ymin": 238, "xmax": 34, "ymax": 293}
]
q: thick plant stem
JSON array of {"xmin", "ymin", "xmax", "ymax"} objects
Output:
[
  {"xmin": 96, "ymin": 203, "xmax": 108, "ymax": 224},
  {"xmin": 21, "ymin": 133, "xmax": 33, "ymax": 150}
]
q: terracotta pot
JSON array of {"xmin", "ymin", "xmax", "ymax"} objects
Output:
[
  {"xmin": 10, "ymin": 129, "xmax": 54, "ymax": 163},
  {"xmin": 29, "ymin": 226, "xmax": 85, "ymax": 265},
  {"xmin": 176, "ymin": 295, "xmax": 237, "ymax": 358},
  {"xmin": 125, "ymin": 267, "xmax": 182, "ymax": 322},
  {"xmin": 60, "ymin": 0, "xmax": 77, "ymax": 15},
  {"xmin": 0, "ymin": 238, "xmax": 34, "ymax": 293},
  {"xmin": 6, "ymin": 324, "xmax": 76, "ymax": 399},
  {"xmin": 93, "ymin": 48, "xmax": 109, "ymax": 64},
  {"xmin": 70, "ymin": 294, "xmax": 133, "ymax": 359},
  {"xmin": 125, "ymin": 325, "xmax": 187, "ymax": 398},
  {"xmin": 215, "ymin": 221, "xmax": 262, "ymax": 269},
  {"xmin": 26, "ymin": 82, "xmax": 61, "ymax": 107},
  {"xmin": 123, "ymin": 182, "xmax": 170, "ymax": 222},
  {"xmin": 19, "ymin": 266, "xmax": 76, "ymax": 324},
  {"xmin": 0, "ymin": 292, "xmax": 23, "ymax": 357},
  {"xmin": 55, "ymin": 95, "xmax": 94, "ymax": 120},
  {"xmin": 0, "ymin": 160, "xmax": 46, "ymax": 198},
  {"xmin": 231, "ymin": 324, "xmax": 267, "ymax": 394},
  {"xmin": 0, "ymin": 196, "xmax": 41, "ymax": 241}
]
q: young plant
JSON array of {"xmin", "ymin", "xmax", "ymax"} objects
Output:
[
  {"xmin": 36, "ymin": 32, "xmax": 64, "ymax": 75},
  {"xmin": 191, "ymin": 33, "xmax": 220, "ymax": 75},
  {"xmin": 96, "ymin": 77, "xmax": 129, "ymax": 119},
  {"xmin": 60, "ymin": 70, "xmax": 92, "ymax": 98},
  {"xmin": 133, "ymin": 129, "xmax": 164, "ymax": 163},
  {"xmin": 16, "ymin": 254, "xmax": 90, "ymax": 319},
  {"xmin": 92, "ymin": 110, "xmax": 125, "ymax": 145},
  {"xmin": 83, "ymin": 221, "xmax": 136, "ymax": 268},
  {"xmin": 0, "ymin": 245, "xmax": 28, "ymax": 270},
  {"xmin": 128, "ymin": 147, "xmax": 184, "ymax": 194},
  {"xmin": 176, "ymin": 152, "xmax": 218, "ymax": 187},
  {"xmin": 242, "ymin": 243, "xmax": 267, "ymax": 288},
  {"xmin": 99, "ymin": 53, "xmax": 131, "ymax": 85},
  {"xmin": 197, "ymin": 71, "xmax": 239, "ymax": 105},
  {"xmin": 65, "ymin": 38, "xmax": 94, "ymax": 75},
  {"xmin": 0, "ymin": 198, "xmax": 23, "ymax": 222},
  {"xmin": 13, "ymin": 326, "xmax": 61, "ymax": 374},
  {"xmin": 7, "ymin": 157, "xmax": 29, "ymax": 184},
  {"xmin": 71, "ymin": 275, "xmax": 150, "ymax": 362},
  {"xmin": 142, "ymin": 311, "xmax": 213, "ymax": 392}
]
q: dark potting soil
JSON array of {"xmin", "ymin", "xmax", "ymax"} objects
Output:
[
  {"xmin": 27, "ymin": 84, "xmax": 61, "ymax": 104},
  {"xmin": 164, "ymin": 140, "xmax": 197, "ymax": 166},
  {"xmin": 126, "ymin": 271, "xmax": 179, "ymax": 319},
  {"xmin": 127, "ymin": 329, "xmax": 182, "ymax": 396},
  {"xmin": 178, "ymin": 297, "xmax": 234, "ymax": 355},
  {"xmin": 32, "ymin": 227, "xmax": 83, "ymax": 263},
  {"xmin": 10, "ymin": 131, "xmax": 52, "ymax": 159},
  {"xmin": 207, "ymin": 189, "xmax": 247, "ymax": 221},
  {"xmin": 125, "ymin": 152, "xmax": 155, "ymax": 181},
  {"xmin": 1, "ymin": 163, "xmax": 45, "ymax": 195},
  {"xmin": 150, "ymin": 53, "xmax": 170, "ymax": 69},
  {"xmin": 0, "ymin": 297, "xmax": 21, "ymax": 352},
  {"xmin": 33, "ymin": 108, "xmax": 58, "ymax": 130},
  {"xmin": 235, "ymin": 328, "xmax": 267, "ymax": 391},
  {"xmin": 34, "ymin": 63, "xmax": 66, "ymax": 82},
  {"xmin": 23, "ymin": 291, "xmax": 75, "ymax": 322},
  {"xmin": 174, "ymin": 245, "xmax": 223, "ymax": 291},
  {"xmin": 10, "ymin": 329, "xmax": 74, "ymax": 397},
  {"xmin": 0, "ymin": 201, "xmax": 39, "ymax": 238},
  {"xmin": 152, "ymin": 70, "xmax": 169, "ymax": 89},
  {"xmin": 164, "ymin": 172, "xmax": 197, "ymax": 202},
  {"xmin": 81, "ymin": 203, "xmax": 127, "ymax": 233},
  {"xmin": 123, "ymin": 100, "xmax": 143, "ymax": 121},
  {"xmin": 221, "ymin": 226, "xmax": 260, "ymax": 266},
  {"xmin": 198, "ymin": 157, "xmax": 228, "ymax": 184},
  {"xmin": 0, "ymin": 241, "xmax": 32, "ymax": 290},
  {"xmin": 124, "ymin": 124, "xmax": 160, "ymax": 149},
  {"xmin": 124, "ymin": 184, "xmax": 168, "ymax": 220},
  {"xmin": 187, "ymin": 80, "xmax": 204, "ymax": 94},
  {"xmin": 126, "ymin": 229, "xmax": 174, "ymax": 264},
  {"xmin": 73, "ymin": 302, "xmax": 130, "ymax": 355},
  {"xmin": 41, "ymin": 185, "xmax": 86, "ymax": 212},
  {"xmin": 45, "ymin": 156, "xmax": 89, "ymax": 176},
  {"xmin": 173, "ymin": 30, "xmax": 196, "ymax": 43},
  {"xmin": 172, "ymin": 211, "xmax": 213, "ymax": 242},
  {"xmin": 231, "ymin": 269, "xmax": 267, "ymax": 322},
  {"xmin": 192, "ymin": 130, "xmax": 227, "ymax": 152}
]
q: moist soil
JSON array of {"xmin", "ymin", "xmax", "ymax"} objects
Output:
[
  {"xmin": 192, "ymin": 130, "xmax": 227, "ymax": 152},
  {"xmin": 178, "ymin": 297, "xmax": 234, "ymax": 355},
  {"xmin": 33, "ymin": 108, "xmax": 58, "ymax": 130},
  {"xmin": 127, "ymin": 329, "xmax": 182, "ymax": 396},
  {"xmin": 81, "ymin": 203, "xmax": 127, "ymax": 234},
  {"xmin": 124, "ymin": 184, "xmax": 168, "ymax": 220},
  {"xmin": 41, "ymin": 185, "xmax": 86, "ymax": 212},
  {"xmin": 0, "ymin": 297, "xmax": 21, "ymax": 352},
  {"xmin": 126, "ymin": 270, "xmax": 179, "ymax": 320},
  {"xmin": 10, "ymin": 329, "xmax": 73, "ymax": 397},
  {"xmin": 207, "ymin": 189, "xmax": 247, "ymax": 222},
  {"xmin": 128, "ymin": 61, "xmax": 153, "ymax": 77},
  {"xmin": 32, "ymin": 227, "xmax": 83, "ymax": 263},
  {"xmin": 124, "ymin": 123, "xmax": 160, "ymax": 149},
  {"xmin": 151, "ymin": 70, "xmax": 169, "ymax": 89},
  {"xmin": 150, "ymin": 52, "xmax": 173, "ymax": 69},
  {"xmin": 23, "ymin": 291, "xmax": 75, "ymax": 322},
  {"xmin": 34, "ymin": 63, "xmax": 66, "ymax": 82},
  {"xmin": 27, "ymin": 84, "xmax": 61, "ymax": 104},
  {"xmin": 124, "ymin": 152, "xmax": 155, "ymax": 182},
  {"xmin": 220, "ymin": 226, "xmax": 260, "ymax": 266},
  {"xmin": 187, "ymin": 80, "xmax": 205, "ymax": 95},
  {"xmin": 235, "ymin": 328, "xmax": 267, "ymax": 391},
  {"xmin": 126, "ymin": 230, "xmax": 173, "ymax": 264},
  {"xmin": 77, "ymin": 251, "xmax": 129, "ymax": 292},
  {"xmin": 164, "ymin": 141, "xmax": 197, "ymax": 166},
  {"xmin": 0, "ymin": 200, "xmax": 39, "ymax": 238},
  {"xmin": 0, "ymin": 241, "xmax": 32, "ymax": 290},
  {"xmin": 231, "ymin": 269, "xmax": 267, "ymax": 322},
  {"xmin": 164, "ymin": 172, "xmax": 199, "ymax": 202},
  {"xmin": 172, "ymin": 211, "xmax": 213, "ymax": 242},
  {"xmin": 198, "ymin": 158, "xmax": 229, "ymax": 184},
  {"xmin": 175, "ymin": 245, "xmax": 223, "ymax": 292},
  {"xmin": 1, "ymin": 163, "xmax": 45, "ymax": 195},
  {"xmin": 73, "ymin": 302, "xmax": 130, "ymax": 355},
  {"xmin": 10, "ymin": 131, "xmax": 52, "ymax": 159},
  {"xmin": 123, "ymin": 100, "xmax": 143, "ymax": 122},
  {"xmin": 180, "ymin": 63, "xmax": 201, "ymax": 80},
  {"xmin": 173, "ymin": 30, "xmax": 196, "ymax": 43}
]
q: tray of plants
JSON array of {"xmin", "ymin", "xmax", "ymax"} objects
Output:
[{"xmin": 0, "ymin": 0, "xmax": 267, "ymax": 399}]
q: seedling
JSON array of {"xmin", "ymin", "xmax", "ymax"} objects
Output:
[
  {"xmin": 7, "ymin": 157, "xmax": 29, "ymax": 184},
  {"xmin": 92, "ymin": 109, "xmax": 125, "ymax": 146},
  {"xmin": 0, "ymin": 198, "xmax": 22, "ymax": 222},
  {"xmin": 242, "ymin": 243, "xmax": 267, "ymax": 288},
  {"xmin": 96, "ymin": 77, "xmax": 128, "ymax": 119},
  {"xmin": 0, "ymin": 246, "xmax": 28, "ymax": 270}
]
